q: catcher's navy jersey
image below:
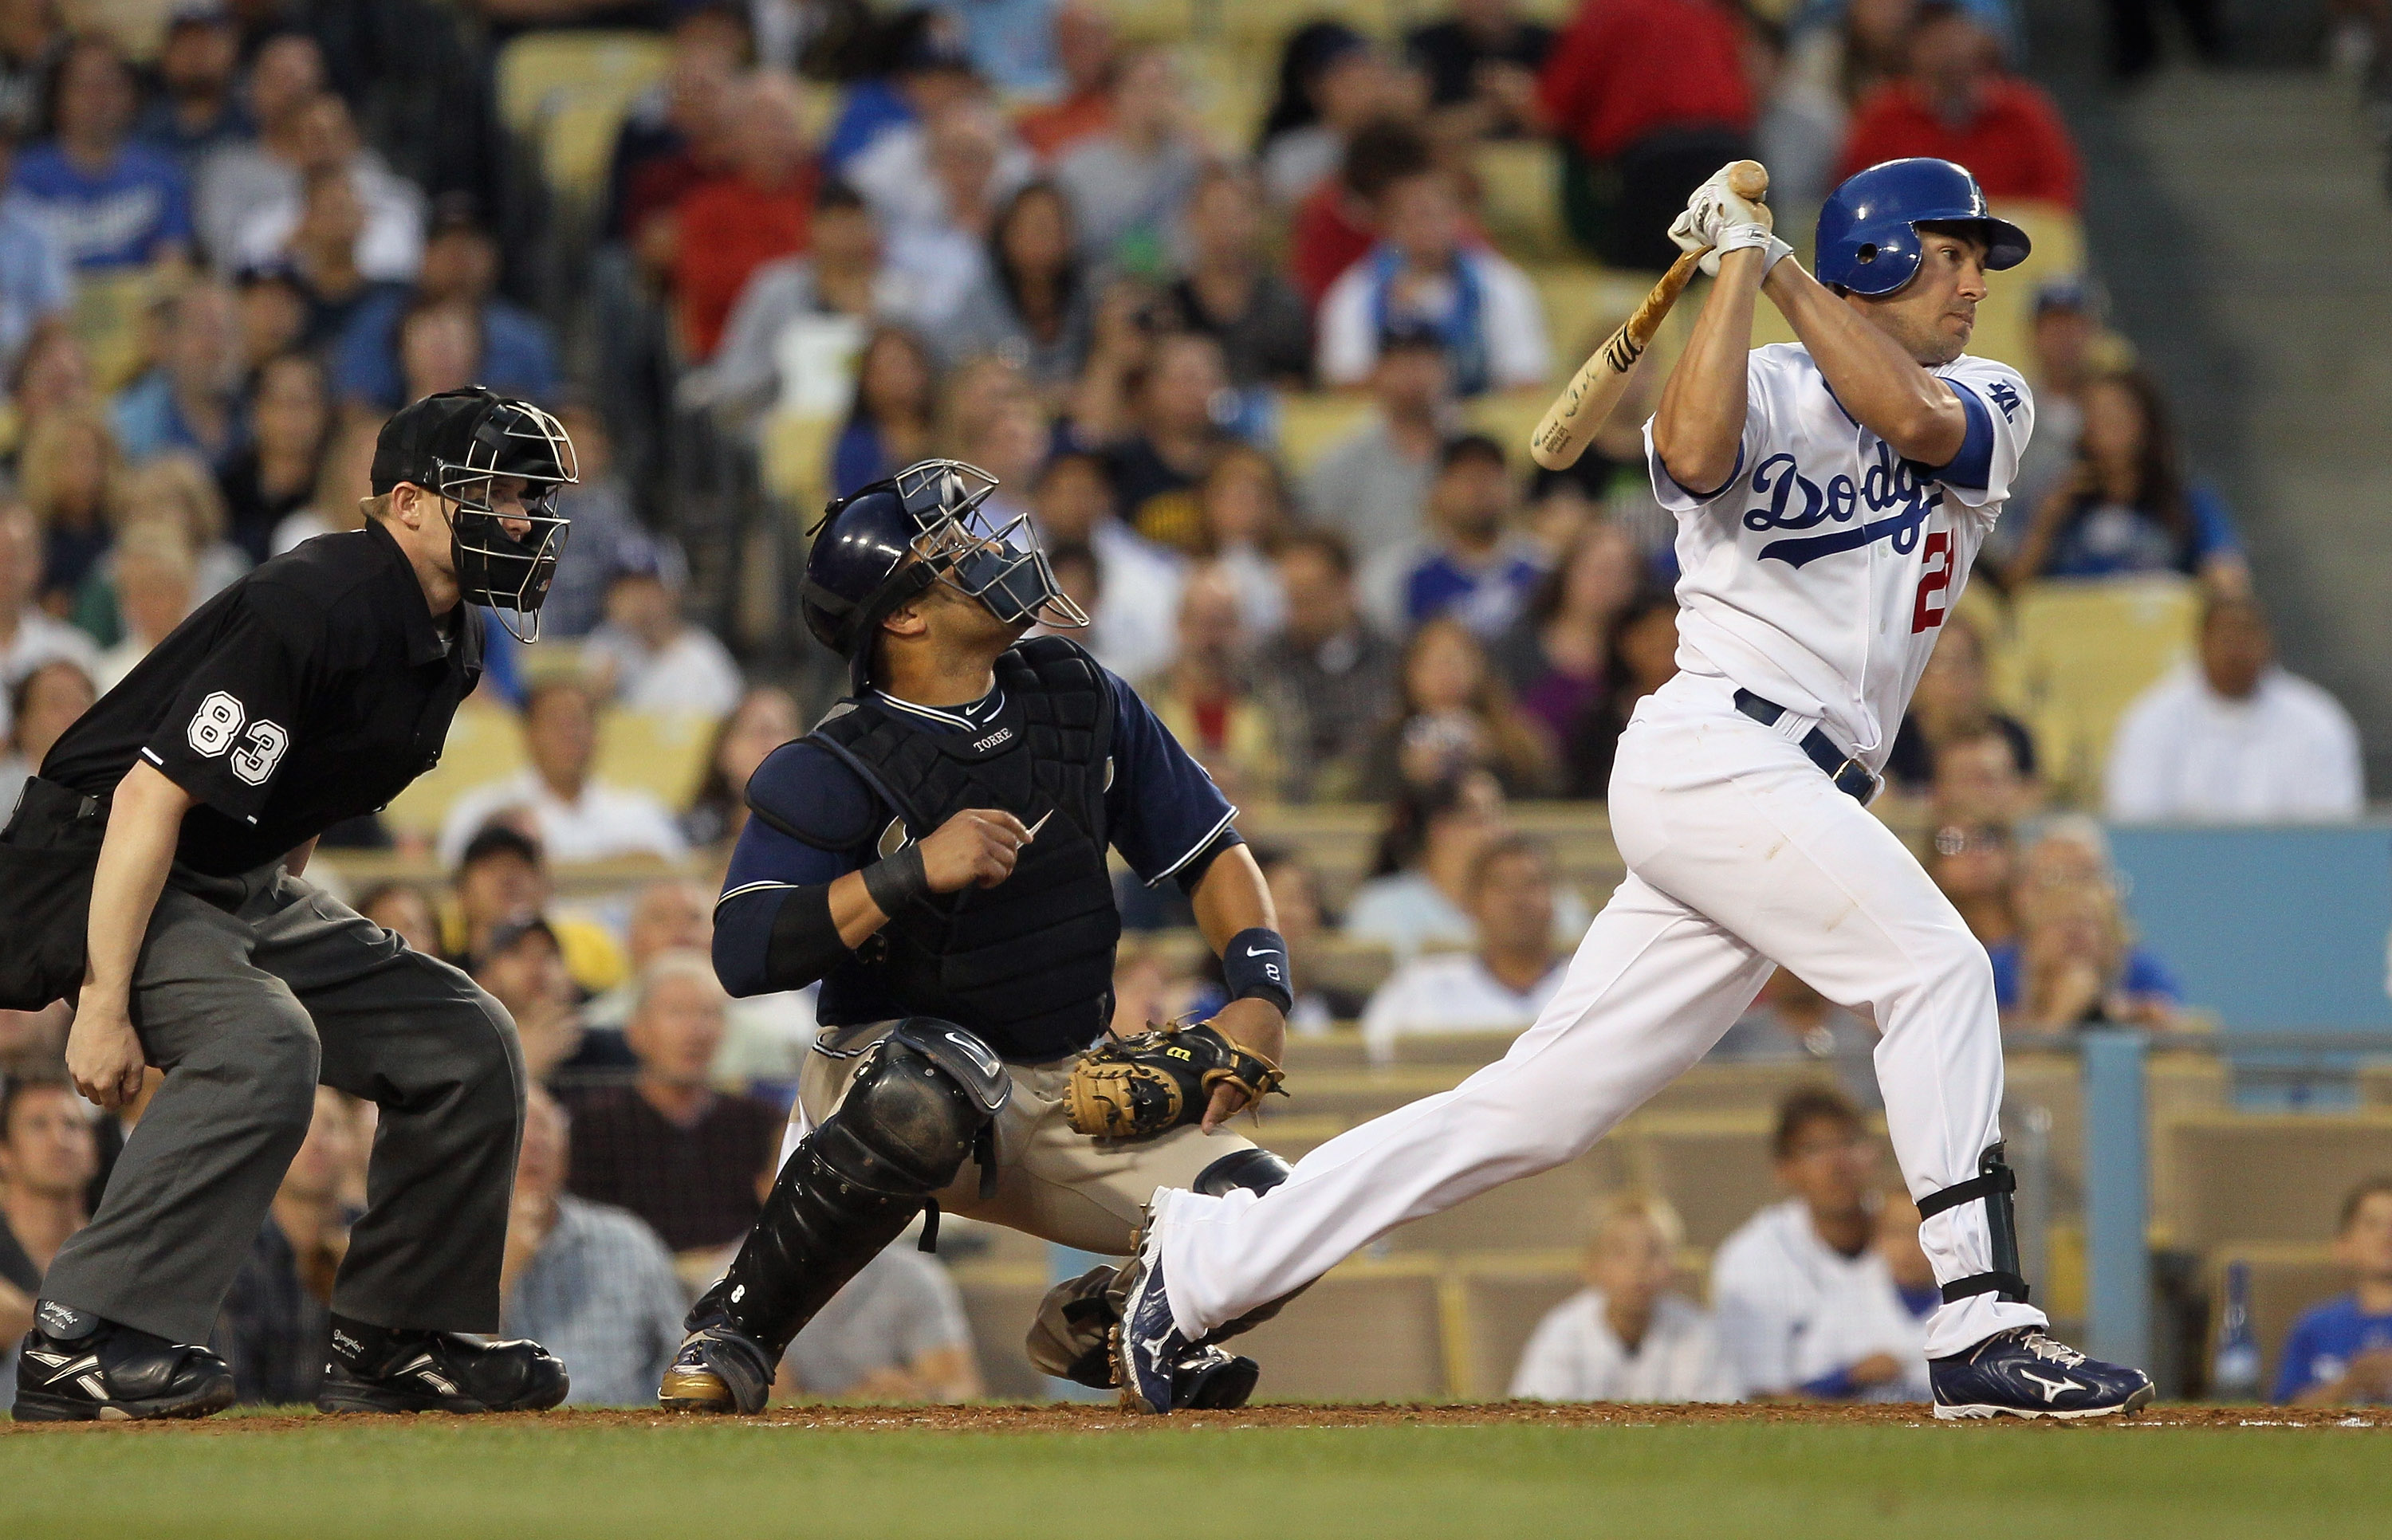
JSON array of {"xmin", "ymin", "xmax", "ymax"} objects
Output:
[{"xmin": 712, "ymin": 666, "xmax": 1236, "ymax": 1002}]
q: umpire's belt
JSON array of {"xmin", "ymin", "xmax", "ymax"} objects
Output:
[{"xmin": 1733, "ymin": 689, "xmax": 1880, "ymax": 803}]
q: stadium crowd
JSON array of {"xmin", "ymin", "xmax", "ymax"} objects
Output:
[{"xmin": 0, "ymin": 0, "xmax": 2383, "ymax": 1409}]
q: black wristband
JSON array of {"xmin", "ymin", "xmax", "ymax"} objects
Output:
[
  {"xmin": 860, "ymin": 842, "xmax": 930, "ymax": 917},
  {"xmin": 1222, "ymin": 926, "xmax": 1293, "ymax": 1014}
]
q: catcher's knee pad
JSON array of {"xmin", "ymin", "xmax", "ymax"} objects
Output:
[
  {"xmin": 1193, "ymin": 1147, "xmax": 1291, "ymax": 1198},
  {"xmin": 694, "ymin": 1019, "xmax": 1009, "ymax": 1358},
  {"xmin": 1915, "ymin": 1143, "xmax": 2031, "ymax": 1305}
]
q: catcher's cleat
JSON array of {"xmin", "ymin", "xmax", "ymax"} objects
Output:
[
  {"xmin": 318, "ymin": 1322, "xmax": 568, "ymax": 1415},
  {"xmin": 1174, "ymin": 1345, "xmax": 1259, "ymax": 1410},
  {"xmin": 1930, "ymin": 1327, "xmax": 2154, "ymax": 1420},
  {"xmin": 659, "ymin": 1324, "xmax": 777, "ymax": 1415},
  {"xmin": 1113, "ymin": 1200, "xmax": 1192, "ymax": 1415},
  {"xmin": 10, "ymin": 1302, "xmax": 235, "ymax": 1423}
]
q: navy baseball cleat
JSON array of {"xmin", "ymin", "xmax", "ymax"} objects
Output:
[
  {"xmin": 1113, "ymin": 1212, "xmax": 1192, "ymax": 1415},
  {"xmin": 658, "ymin": 1323, "xmax": 777, "ymax": 1415},
  {"xmin": 318, "ymin": 1321, "xmax": 568, "ymax": 1414},
  {"xmin": 1930, "ymin": 1327, "xmax": 2154, "ymax": 1420},
  {"xmin": 11, "ymin": 1302, "xmax": 236, "ymax": 1422}
]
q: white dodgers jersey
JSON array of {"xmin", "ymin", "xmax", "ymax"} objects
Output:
[{"xmin": 1643, "ymin": 342, "xmax": 2033, "ymax": 767}]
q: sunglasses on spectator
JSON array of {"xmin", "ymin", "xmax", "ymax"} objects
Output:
[{"xmin": 1934, "ymin": 826, "xmax": 2010, "ymax": 856}]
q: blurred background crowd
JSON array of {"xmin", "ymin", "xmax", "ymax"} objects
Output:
[{"xmin": 1, "ymin": 0, "xmax": 2390, "ymax": 1414}]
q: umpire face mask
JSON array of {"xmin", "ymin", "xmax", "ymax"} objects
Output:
[
  {"xmin": 896, "ymin": 461, "xmax": 1089, "ymax": 633},
  {"xmin": 435, "ymin": 401, "xmax": 578, "ymax": 642}
]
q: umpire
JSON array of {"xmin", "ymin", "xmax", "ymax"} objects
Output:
[
  {"xmin": 660, "ymin": 460, "xmax": 1295, "ymax": 1415},
  {"xmin": 2, "ymin": 387, "xmax": 575, "ymax": 1421}
]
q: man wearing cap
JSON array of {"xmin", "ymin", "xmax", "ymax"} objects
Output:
[{"xmin": 3, "ymin": 387, "xmax": 577, "ymax": 1421}]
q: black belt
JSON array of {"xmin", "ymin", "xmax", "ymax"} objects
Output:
[{"xmin": 1733, "ymin": 689, "xmax": 1880, "ymax": 803}]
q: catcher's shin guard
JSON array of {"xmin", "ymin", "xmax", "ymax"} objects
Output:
[
  {"xmin": 666, "ymin": 1019, "xmax": 1008, "ymax": 1411},
  {"xmin": 1915, "ymin": 1143, "xmax": 2032, "ymax": 1305}
]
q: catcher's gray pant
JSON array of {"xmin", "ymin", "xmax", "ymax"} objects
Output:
[{"xmin": 41, "ymin": 862, "xmax": 525, "ymax": 1346}]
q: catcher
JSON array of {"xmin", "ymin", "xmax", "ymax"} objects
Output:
[{"xmin": 662, "ymin": 462, "xmax": 1292, "ymax": 1414}]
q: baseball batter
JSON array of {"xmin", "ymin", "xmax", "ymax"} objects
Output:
[{"xmin": 1115, "ymin": 159, "xmax": 2154, "ymax": 1420}]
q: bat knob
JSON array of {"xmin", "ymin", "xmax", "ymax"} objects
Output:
[{"xmin": 1725, "ymin": 159, "xmax": 1770, "ymax": 201}]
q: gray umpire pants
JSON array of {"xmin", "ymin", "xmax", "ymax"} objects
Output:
[{"xmin": 41, "ymin": 862, "xmax": 525, "ymax": 1346}]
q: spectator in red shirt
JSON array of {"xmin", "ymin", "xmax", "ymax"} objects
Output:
[
  {"xmin": 1538, "ymin": 0, "xmax": 1754, "ymax": 270},
  {"xmin": 1016, "ymin": 2, "xmax": 1118, "ymax": 163},
  {"xmin": 1288, "ymin": 116, "xmax": 1434, "ymax": 311},
  {"xmin": 1838, "ymin": 2, "xmax": 2082, "ymax": 210},
  {"xmin": 673, "ymin": 73, "xmax": 817, "ymax": 362}
]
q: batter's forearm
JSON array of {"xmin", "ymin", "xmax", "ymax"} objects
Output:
[
  {"xmin": 1762, "ymin": 260, "xmax": 1965, "ymax": 463},
  {"xmin": 82, "ymin": 762, "xmax": 195, "ymax": 1007},
  {"xmin": 1652, "ymin": 247, "xmax": 1764, "ymax": 493}
]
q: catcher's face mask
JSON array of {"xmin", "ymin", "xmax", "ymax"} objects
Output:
[
  {"xmin": 435, "ymin": 399, "xmax": 577, "ymax": 642},
  {"xmin": 891, "ymin": 460, "xmax": 1089, "ymax": 633}
]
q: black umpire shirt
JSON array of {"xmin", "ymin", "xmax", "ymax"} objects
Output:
[{"xmin": 42, "ymin": 520, "xmax": 482, "ymax": 878}]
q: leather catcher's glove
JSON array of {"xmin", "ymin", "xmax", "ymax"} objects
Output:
[{"xmin": 1063, "ymin": 1019, "xmax": 1287, "ymax": 1140}]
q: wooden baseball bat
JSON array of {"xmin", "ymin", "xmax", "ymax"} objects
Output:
[{"xmin": 1528, "ymin": 159, "xmax": 1770, "ymax": 472}]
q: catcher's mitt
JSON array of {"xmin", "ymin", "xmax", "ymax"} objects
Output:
[{"xmin": 1064, "ymin": 1019, "xmax": 1286, "ymax": 1140}]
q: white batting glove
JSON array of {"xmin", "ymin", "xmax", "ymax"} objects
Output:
[{"xmin": 1669, "ymin": 171, "xmax": 1792, "ymax": 278}]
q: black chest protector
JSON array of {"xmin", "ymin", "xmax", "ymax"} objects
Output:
[{"xmin": 805, "ymin": 638, "xmax": 1121, "ymax": 1062}]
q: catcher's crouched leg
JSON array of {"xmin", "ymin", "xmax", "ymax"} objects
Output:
[
  {"xmin": 663, "ymin": 1019, "xmax": 1009, "ymax": 1413},
  {"xmin": 1025, "ymin": 1148, "xmax": 1292, "ymax": 1408}
]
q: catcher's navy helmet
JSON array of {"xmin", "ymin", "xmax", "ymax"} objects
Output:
[
  {"xmin": 1815, "ymin": 159, "xmax": 2030, "ymax": 298},
  {"xmin": 799, "ymin": 460, "xmax": 1088, "ymax": 692}
]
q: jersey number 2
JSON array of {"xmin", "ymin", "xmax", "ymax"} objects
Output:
[
  {"xmin": 1910, "ymin": 530, "xmax": 1953, "ymax": 634},
  {"xmin": 187, "ymin": 690, "xmax": 289, "ymax": 787}
]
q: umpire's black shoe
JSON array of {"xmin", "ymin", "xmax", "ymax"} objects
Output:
[
  {"xmin": 318, "ymin": 1318, "xmax": 568, "ymax": 1415},
  {"xmin": 11, "ymin": 1302, "xmax": 236, "ymax": 1423},
  {"xmin": 659, "ymin": 1324, "xmax": 776, "ymax": 1415}
]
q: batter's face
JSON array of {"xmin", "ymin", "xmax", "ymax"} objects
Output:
[{"xmin": 1853, "ymin": 232, "xmax": 1989, "ymax": 366}]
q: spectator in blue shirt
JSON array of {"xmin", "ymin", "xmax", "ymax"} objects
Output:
[
  {"xmin": 331, "ymin": 198, "xmax": 556, "ymax": 410},
  {"xmin": 132, "ymin": 3, "xmax": 250, "ymax": 173},
  {"xmin": 0, "ymin": 129, "xmax": 71, "ymax": 375},
  {"xmin": 9, "ymin": 37, "xmax": 192, "ymax": 272},
  {"xmin": 2272, "ymin": 1177, "xmax": 2392, "ymax": 1405},
  {"xmin": 2003, "ymin": 369, "xmax": 2248, "ymax": 592},
  {"xmin": 111, "ymin": 277, "xmax": 246, "ymax": 469},
  {"xmin": 1403, "ymin": 433, "xmax": 1544, "ymax": 638},
  {"xmin": 1989, "ymin": 818, "xmax": 2182, "ymax": 1031}
]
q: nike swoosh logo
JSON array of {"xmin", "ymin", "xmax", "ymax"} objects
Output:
[
  {"xmin": 1241, "ymin": 945, "xmax": 1276, "ymax": 958},
  {"xmin": 2020, "ymin": 1369, "xmax": 2085, "ymax": 1403}
]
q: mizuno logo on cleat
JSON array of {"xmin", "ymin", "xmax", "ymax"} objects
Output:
[{"xmin": 2020, "ymin": 1370, "xmax": 2085, "ymax": 1402}]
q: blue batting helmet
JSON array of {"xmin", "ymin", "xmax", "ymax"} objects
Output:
[
  {"xmin": 799, "ymin": 460, "xmax": 1088, "ymax": 692},
  {"xmin": 1814, "ymin": 159, "xmax": 2031, "ymax": 297}
]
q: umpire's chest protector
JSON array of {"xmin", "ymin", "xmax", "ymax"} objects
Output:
[{"xmin": 808, "ymin": 638, "xmax": 1122, "ymax": 1062}]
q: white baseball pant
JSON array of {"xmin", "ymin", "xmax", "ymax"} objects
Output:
[{"xmin": 1155, "ymin": 669, "xmax": 2048, "ymax": 1361}]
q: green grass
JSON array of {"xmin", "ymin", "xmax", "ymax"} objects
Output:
[{"xmin": 5, "ymin": 1417, "xmax": 2390, "ymax": 1539}]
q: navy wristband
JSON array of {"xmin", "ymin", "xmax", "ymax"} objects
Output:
[{"xmin": 1222, "ymin": 926, "xmax": 1293, "ymax": 1013}]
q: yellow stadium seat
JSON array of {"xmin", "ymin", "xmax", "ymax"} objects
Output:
[
  {"xmin": 1173, "ymin": 42, "xmax": 1272, "ymax": 151},
  {"xmin": 1450, "ymin": 1259, "xmax": 1585, "ymax": 1400},
  {"xmin": 2360, "ymin": 1061, "xmax": 2392, "ymax": 1109},
  {"xmin": 593, "ymin": 709, "xmax": 718, "ymax": 811},
  {"xmin": 1971, "ymin": 201, "xmax": 2083, "ymax": 376},
  {"xmin": 494, "ymin": 32, "xmax": 674, "ymax": 210},
  {"xmin": 1994, "ymin": 576, "xmax": 2199, "ymax": 804},
  {"xmin": 1273, "ymin": 391, "xmax": 1378, "ymax": 478},
  {"xmin": 2208, "ymin": 1246, "xmax": 2348, "ymax": 1398},
  {"xmin": 380, "ymin": 696, "xmax": 528, "ymax": 839},
  {"xmin": 1473, "ymin": 139, "xmax": 1568, "ymax": 265},
  {"xmin": 71, "ymin": 265, "xmax": 166, "ymax": 394},
  {"xmin": 1527, "ymin": 261, "xmax": 1631, "ymax": 367},
  {"xmin": 761, "ymin": 411, "xmax": 841, "ymax": 512},
  {"xmin": 1281, "ymin": 1030, "xmax": 1373, "ymax": 1074},
  {"xmin": 2159, "ymin": 1113, "xmax": 2392, "ymax": 1251},
  {"xmin": 1462, "ymin": 390, "xmax": 1553, "ymax": 454},
  {"xmin": 1233, "ymin": 1257, "xmax": 1449, "ymax": 1401},
  {"xmin": 1629, "ymin": 1113, "xmax": 1898, "ymax": 1250}
]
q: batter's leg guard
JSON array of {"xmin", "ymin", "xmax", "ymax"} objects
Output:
[
  {"xmin": 662, "ymin": 1019, "xmax": 1009, "ymax": 1412},
  {"xmin": 1914, "ymin": 1143, "xmax": 2032, "ymax": 1306}
]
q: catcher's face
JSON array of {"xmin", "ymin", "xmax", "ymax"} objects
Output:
[{"xmin": 1853, "ymin": 230, "xmax": 1989, "ymax": 366}]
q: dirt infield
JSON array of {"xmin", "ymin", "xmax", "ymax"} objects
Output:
[{"xmin": 8, "ymin": 1401, "xmax": 2386, "ymax": 1436}]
